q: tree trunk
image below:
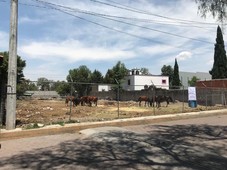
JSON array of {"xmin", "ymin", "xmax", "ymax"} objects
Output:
[{"xmin": 0, "ymin": 82, "xmax": 6, "ymax": 126}]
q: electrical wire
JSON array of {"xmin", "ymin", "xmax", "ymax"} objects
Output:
[
  {"xmin": 91, "ymin": 0, "xmax": 222, "ymax": 25},
  {"xmin": 29, "ymin": 0, "xmax": 214, "ymax": 45}
]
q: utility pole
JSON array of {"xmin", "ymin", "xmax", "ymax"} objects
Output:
[{"xmin": 6, "ymin": 0, "xmax": 18, "ymax": 130}]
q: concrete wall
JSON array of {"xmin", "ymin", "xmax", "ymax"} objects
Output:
[{"xmin": 123, "ymin": 75, "xmax": 169, "ymax": 91}]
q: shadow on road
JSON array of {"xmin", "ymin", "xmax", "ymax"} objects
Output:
[{"xmin": 0, "ymin": 124, "xmax": 227, "ymax": 170}]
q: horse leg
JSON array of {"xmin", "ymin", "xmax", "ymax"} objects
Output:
[
  {"xmin": 166, "ymin": 100, "xmax": 169, "ymax": 107},
  {"xmin": 157, "ymin": 102, "xmax": 160, "ymax": 108},
  {"xmin": 139, "ymin": 101, "xmax": 141, "ymax": 107},
  {"xmin": 65, "ymin": 99, "xmax": 68, "ymax": 107}
]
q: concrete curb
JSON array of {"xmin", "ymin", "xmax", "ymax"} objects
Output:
[{"xmin": 1, "ymin": 109, "xmax": 227, "ymax": 141}]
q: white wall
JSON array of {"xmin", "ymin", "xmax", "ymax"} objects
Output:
[
  {"xmin": 98, "ymin": 85, "xmax": 111, "ymax": 91},
  {"xmin": 123, "ymin": 75, "xmax": 169, "ymax": 91}
]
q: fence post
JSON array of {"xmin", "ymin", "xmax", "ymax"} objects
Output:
[
  {"xmin": 69, "ymin": 75, "xmax": 73, "ymax": 121},
  {"xmin": 182, "ymin": 86, "xmax": 184, "ymax": 113},
  {"xmin": 115, "ymin": 79, "xmax": 120, "ymax": 118}
]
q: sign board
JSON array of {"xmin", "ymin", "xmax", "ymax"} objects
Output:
[{"xmin": 188, "ymin": 87, "xmax": 197, "ymax": 101}]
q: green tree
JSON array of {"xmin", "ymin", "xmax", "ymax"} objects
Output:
[
  {"xmin": 67, "ymin": 65, "xmax": 92, "ymax": 97},
  {"xmin": 195, "ymin": 0, "xmax": 227, "ymax": 22},
  {"xmin": 17, "ymin": 79, "xmax": 38, "ymax": 96},
  {"xmin": 37, "ymin": 77, "xmax": 50, "ymax": 91},
  {"xmin": 0, "ymin": 51, "xmax": 26, "ymax": 125},
  {"xmin": 209, "ymin": 26, "xmax": 227, "ymax": 79},
  {"xmin": 161, "ymin": 65, "xmax": 174, "ymax": 86},
  {"xmin": 140, "ymin": 67, "xmax": 149, "ymax": 75},
  {"xmin": 104, "ymin": 61, "xmax": 128, "ymax": 84},
  {"xmin": 188, "ymin": 76, "xmax": 200, "ymax": 86},
  {"xmin": 52, "ymin": 81, "xmax": 71, "ymax": 96},
  {"xmin": 104, "ymin": 69, "xmax": 114, "ymax": 84},
  {"xmin": 172, "ymin": 58, "xmax": 181, "ymax": 89},
  {"xmin": 91, "ymin": 69, "xmax": 103, "ymax": 83}
]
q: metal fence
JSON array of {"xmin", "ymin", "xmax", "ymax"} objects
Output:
[{"xmin": 1, "ymin": 81, "xmax": 227, "ymax": 128}]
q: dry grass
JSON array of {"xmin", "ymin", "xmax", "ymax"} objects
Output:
[{"xmin": 15, "ymin": 99, "xmax": 224, "ymax": 128}]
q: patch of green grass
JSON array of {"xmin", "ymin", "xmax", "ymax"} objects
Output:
[
  {"xmin": 52, "ymin": 121, "xmax": 65, "ymax": 126},
  {"xmin": 25, "ymin": 123, "xmax": 40, "ymax": 129}
]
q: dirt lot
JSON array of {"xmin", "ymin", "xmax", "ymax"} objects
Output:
[{"xmin": 14, "ymin": 99, "xmax": 225, "ymax": 128}]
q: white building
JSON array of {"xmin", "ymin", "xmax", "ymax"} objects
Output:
[
  {"xmin": 98, "ymin": 84, "xmax": 112, "ymax": 91},
  {"xmin": 122, "ymin": 69, "xmax": 169, "ymax": 91}
]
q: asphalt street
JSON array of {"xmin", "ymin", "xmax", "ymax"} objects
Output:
[{"xmin": 0, "ymin": 114, "xmax": 227, "ymax": 170}]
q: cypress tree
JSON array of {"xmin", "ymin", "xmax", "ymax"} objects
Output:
[
  {"xmin": 209, "ymin": 25, "xmax": 227, "ymax": 79},
  {"xmin": 172, "ymin": 58, "xmax": 181, "ymax": 89}
]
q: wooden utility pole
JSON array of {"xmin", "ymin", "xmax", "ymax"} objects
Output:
[{"xmin": 6, "ymin": 0, "xmax": 18, "ymax": 130}]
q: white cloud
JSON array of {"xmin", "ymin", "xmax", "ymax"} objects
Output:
[
  {"xmin": 19, "ymin": 39, "xmax": 136, "ymax": 62},
  {"xmin": 19, "ymin": 16, "xmax": 45, "ymax": 24},
  {"xmin": 176, "ymin": 51, "xmax": 192, "ymax": 61},
  {"xmin": 2, "ymin": 0, "xmax": 224, "ymax": 81}
]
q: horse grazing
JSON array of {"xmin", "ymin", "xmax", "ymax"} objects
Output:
[
  {"xmin": 73, "ymin": 97, "xmax": 81, "ymax": 106},
  {"xmin": 65, "ymin": 96, "xmax": 81, "ymax": 107},
  {"xmin": 80, "ymin": 96, "xmax": 98, "ymax": 107},
  {"xmin": 87, "ymin": 96, "xmax": 98, "ymax": 106},
  {"xmin": 138, "ymin": 96, "xmax": 150, "ymax": 107},
  {"xmin": 65, "ymin": 96, "xmax": 75, "ymax": 106},
  {"xmin": 155, "ymin": 95, "xmax": 174, "ymax": 108}
]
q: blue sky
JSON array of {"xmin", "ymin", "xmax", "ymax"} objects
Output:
[{"xmin": 0, "ymin": 0, "xmax": 225, "ymax": 81}]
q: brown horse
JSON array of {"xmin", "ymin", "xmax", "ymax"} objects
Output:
[
  {"xmin": 80, "ymin": 96, "xmax": 98, "ymax": 106},
  {"xmin": 65, "ymin": 96, "xmax": 75, "ymax": 106},
  {"xmin": 138, "ymin": 96, "xmax": 150, "ymax": 107},
  {"xmin": 154, "ymin": 95, "xmax": 174, "ymax": 108},
  {"xmin": 87, "ymin": 96, "xmax": 98, "ymax": 106}
]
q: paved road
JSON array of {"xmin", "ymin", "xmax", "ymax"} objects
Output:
[{"xmin": 0, "ymin": 114, "xmax": 227, "ymax": 170}]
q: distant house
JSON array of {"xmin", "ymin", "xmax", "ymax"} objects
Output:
[
  {"xmin": 179, "ymin": 71, "xmax": 211, "ymax": 88},
  {"xmin": 98, "ymin": 84, "xmax": 112, "ymax": 91},
  {"xmin": 122, "ymin": 69, "xmax": 169, "ymax": 91},
  {"xmin": 25, "ymin": 91, "xmax": 60, "ymax": 99},
  {"xmin": 91, "ymin": 84, "xmax": 112, "ymax": 92}
]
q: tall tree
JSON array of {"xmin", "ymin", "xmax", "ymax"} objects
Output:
[
  {"xmin": 172, "ymin": 58, "xmax": 181, "ymax": 89},
  {"xmin": 209, "ymin": 25, "xmax": 227, "ymax": 79},
  {"xmin": 0, "ymin": 51, "xmax": 26, "ymax": 125},
  {"xmin": 37, "ymin": 77, "xmax": 50, "ymax": 91},
  {"xmin": 104, "ymin": 61, "xmax": 128, "ymax": 84},
  {"xmin": 161, "ymin": 65, "xmax": 174, "ymax": 86},
  {"xmin": 91, "ymin": 69, "xmax": 103, "ymax": 83},
  {"xmin": 195, "ymin": 0, "xmax": 227, "ymax": 23},
  {"xmin": 67, "ymin": 65, "xmax": 92, "ymax": 96},
  {"xmin": 104, "ymin": 69, "xmax": 114, "ymax": 84},
  {"xmin": 188, "ymin": 76, "xmax": 200, "ymax": 86},
  {"xmin": 52, "ymin": 81, "xmax": 71, "ymax": 96}
]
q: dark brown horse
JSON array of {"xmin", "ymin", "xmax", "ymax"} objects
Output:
[
  {"xmin": 138, "ymin": 96, "xmax": 150, "ymax": 107},
  {"xmin": 65, "ymin": 96, "xmax": 81, "ymax": 107},
  {"xmin": 80, "ymin": 96, "xmax": 98, "ymax": 106},
  {"xmin": 154, "ymin": 95, "xmax": 174, "ymax": 108}
]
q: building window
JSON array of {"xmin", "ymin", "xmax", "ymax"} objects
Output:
[
  {"xmin": 128, "ymin": 79, "xmax": 130, "ymax": 85},
  {"xmin": 162, "ymin": 79, "xmax": 166, "ymax": 84}
]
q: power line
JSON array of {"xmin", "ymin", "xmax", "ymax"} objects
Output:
[
  {"xmin": 30, "ymin": 0, "xmax": 214, "ymax": 45},
  {"xmin": 16, "ymin": 0, "xmax": 214, "ymax": 30},
  {"xmin": 18, "ymin": 0, "xmax": 215, "ymax": 31},
  {"xmin": 91, "ymin": 0, "xmax": 222, "ymax": 25}
]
